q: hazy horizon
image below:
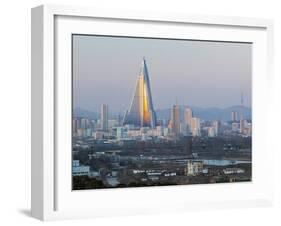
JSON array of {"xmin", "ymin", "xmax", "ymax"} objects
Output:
[
  {"xmin": 74, "ymin": 104, "xmax": 251, "ymax": 115},
  {"xmin": 73, "ymin": 35, "xmax": 252, "ymax": 113}
]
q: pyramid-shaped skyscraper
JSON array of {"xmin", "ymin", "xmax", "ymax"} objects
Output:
[{"xmin": 123, "ymin": 58, "xmax": 157, "ymax": 128}]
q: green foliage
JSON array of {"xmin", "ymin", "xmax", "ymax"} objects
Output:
[{"xmin": 73, "ymin": 176, "xmax": 105, "ymax": 190}]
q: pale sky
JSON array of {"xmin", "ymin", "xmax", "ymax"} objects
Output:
[{"xmin": 73, "ymin": 35, "xmax": 252, "ymax": 113}]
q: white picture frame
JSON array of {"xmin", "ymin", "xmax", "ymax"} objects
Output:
[{"xmin": 31, "ymin": 4, "xmax": 274, "ymax": 221}]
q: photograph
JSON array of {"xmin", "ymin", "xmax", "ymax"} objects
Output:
[{"xmin": 72, "ymin": 34, "xmax": 252, "ymax": 190}]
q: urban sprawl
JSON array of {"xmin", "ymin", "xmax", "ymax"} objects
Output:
[{"xmin": 72, "ymin": 58, "xmax": 252, "ymax": 189}]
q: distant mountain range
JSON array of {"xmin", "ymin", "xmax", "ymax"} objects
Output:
[
  {"xmin": 74, "ymin": 105, "xmax": 251, "ymax": 121},
  {"xmin": 73, "ymin": 108, "xmax": 100, "ymax": 119},
  {"xmin": 156, "ymin": 105, "xmax": 251, "ymax": 121}
]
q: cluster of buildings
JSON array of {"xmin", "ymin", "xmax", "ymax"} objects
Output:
[
  {"xmin": 72, "ymin": 104, "xmax": 121, "ymax": 139},
  {"xmin": 230, "ymin": 110, "xmax": 252, "ymax": 136},
  {"xmin": 72, "ymin": 58, "xmax": 251, "ymax": 188},
  {"xmin": 72, "ymin": 104, "xmax": 217, "ymax": 141},
  {"xmin": 72, "ymin": 104, "xmax": 251, "ymax": 141},
  {"xmin": 72, "ymin": 160, "xmax": 90, "ymax": 176},
  {"xmin": 168, "ymin": 105, "xmax": 217, "ymax": 138},
  {"xmin": 72, "ymin": 158, "xmax": 246, "ymax": 186},
  {"xmin": 73, "ymin": 58, "xmax": 251, "ymax": 141}
]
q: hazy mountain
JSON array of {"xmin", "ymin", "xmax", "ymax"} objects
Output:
[
  {"xmin": 156, "ymin": 105, "xmax": 251, "ymax": 121},
  {"xmin": 73, "ymin": 107, "xmax": 99, "ymax": 119},
  {"xmin": 73, "ymin": 105, "xmax": 251, "ymax": 121},
  {"xmin": 73, "ymin": 107, "xmax": 123, "ymax": 120}
]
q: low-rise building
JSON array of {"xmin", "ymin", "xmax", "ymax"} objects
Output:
[
  {"xmin": 223, "ymin": 168, "xmax": 245, "ymax": 174},
  {"xmin": 186, "ymin": 160, "xmax": 204, "ymax": 176},
  {"xmin": 72, "ymin": 160, "xmax": 90, "ymax": 176}
]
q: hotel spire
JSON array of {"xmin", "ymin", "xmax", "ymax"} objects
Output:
[{"xmin": 123, "ymin": 58, "xmax": 157, "ymax": 128}]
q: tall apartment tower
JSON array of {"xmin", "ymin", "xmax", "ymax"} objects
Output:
[
  {"xmin": 190, "ymin": 117, "xmax": 201, "ymax": 136},
  {"xmin": 231, "ymin": 111, "xmax": 238, "ymax": 122},
  {"xmin": 171, "ymin": 103, "xmax": 180, "ymax": 137},
  {"xmin": 123, "ymin": 57, "xmax": 157, "ymax": 128},
  {"xmin": 184, "ymin": 107, "xmax": 193, "ymax": 133},
  {"xmin": 101, "ymin": 104, "xmax": 108, "ymax": 131},
  {"xmin": 213, "ymin": 120, "xmax": 220, "ymax": 136}
]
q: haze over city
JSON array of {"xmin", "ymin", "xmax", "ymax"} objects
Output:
[{"xmin": 73, "ymin": 35, "xmax": 252, "ymax": 113}]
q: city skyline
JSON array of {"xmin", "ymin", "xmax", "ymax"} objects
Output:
[
  {"xmin": 73, "ymin": 35, "xmax": 252, "ymax": 113},
  {"xmin": 73, "ymin": 103, "xmax": 251, "ymax": 140},
  {"xmin": 72, "ymin": 35, "xmax": 252, "ymax": 190}
]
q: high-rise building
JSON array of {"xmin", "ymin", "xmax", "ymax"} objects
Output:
[
  {"xmin": 180, "ymin": 122, "xmax": 188, "ymax": 135},
  {"xmin": 101, "ymin": 104, "xmax": 108, "ymax": 131},
  {"xmin": 123, "ymin": 57, "xmax": 157, "ymax": 128},
  {"xmin": 231, "ymin": 111, "xmax": 238, "ymax": 122},
  {"xmin": 184, "ymin": 107, "xmax": 193, "ymax": 134},
  {"xmin": 156, "ymin": 126, "xmax": 163, "ymax": 136},
  {"xmin": 81, "ymin": 118, "xmax": 90, "ymax": 129},
  {"xmin": 240, "ymin": 119, "xmax": 247, "ymax": 134},
  {"xmin": 117, "ymin": 114, "xmax": 122, "ymax": 126},
  {"xmin": 190, "ymin": 117, "xmax": 201, "ymax": 136},
  {"xmin": 244, "ymin": 122, "xmax": 252, "ymax": 137},
  {"xmin": 108, "ymin": 119, "xmax": 118, "ymax": 128},
  {"xmin": 184, "ymin": 107, "xmax": 193, "ymax": 126},
  {"xmin": 232, "ymin": 122, "xmax": 240, "ymax": 132},
  {"xmin": 72, "ymin": 118, "xmax": 80, "ymax": 134},
  {"xmin": 207, "ymin": 127, "xmax": 216, "ymax": 137},
  {"xmin": 213, "ymin": 120, "xmax": 219, "ymax": 136},
  {"xmin": 116, "ymin": 127, "xmax": 126, "ymax": 139},
  {"xmin": 171, "ymin": 104, "xmax": 180, "ymax": 137}
]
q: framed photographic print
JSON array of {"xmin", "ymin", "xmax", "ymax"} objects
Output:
[{"xmin": 31, "ymin": 4, "xmax": 274, "ymax": 221}]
